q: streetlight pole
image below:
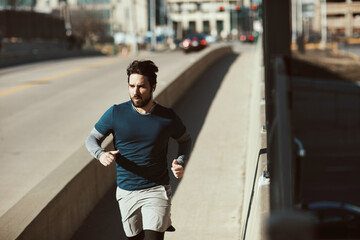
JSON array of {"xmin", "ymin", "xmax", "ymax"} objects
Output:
[
  {"xmin": 150, "ymin": 0, "xmax": 156, "ymax": 51},
  {"xmin": 129, "ymin": 0, "xmax": 138, "ymax": 55},
  {"xmin": 320, "ymin": 0, "xmax": 327, "ymax": 49},
  {"xmin": 297, "ymin": 0, "xmax": 303, "ymax": 39}
]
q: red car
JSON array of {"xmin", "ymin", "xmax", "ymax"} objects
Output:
[
  {"xmin": 240, "ymin": 32, "xmax": 255, "ymax": 43},
  {"xmin": 181, "ymin": 34, "xmax": 207, "ymax": 53}
]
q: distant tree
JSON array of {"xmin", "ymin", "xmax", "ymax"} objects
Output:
[{"xmin": 70, "ymin": 10, "xmax": 107, "ymax": 45}]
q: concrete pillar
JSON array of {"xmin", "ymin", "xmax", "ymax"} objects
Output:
[
  {"xmin": 262, "ymin": 0, "xmax": 292, "ymax": 210},
  {"xmin": 210, "ymin": 12, "xmax": 217, "ymax": 36},
  {"xmin": 223, "ymin": 12, "xmax": 231, "ymax": 37},
  {"xmin": 196, "ymin": 12, "xmax": 203, "ymax": 33}
]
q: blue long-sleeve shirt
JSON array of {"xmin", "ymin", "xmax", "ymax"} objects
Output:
[{"xmin": 86, "ymin": 101, "xmax": 192, "ymax": 191}]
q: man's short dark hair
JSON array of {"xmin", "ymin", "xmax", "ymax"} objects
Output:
[{"xmin": 127, "ymin": 60, "xmax": 158, "ymax": 86}]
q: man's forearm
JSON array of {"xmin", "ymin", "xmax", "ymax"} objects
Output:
[
  {"xmin": 85, "ymin": 128, "xmax": 107, "ymax": 160},
  {"xmin": 176, "ymin": 132, "xmax": 192, "ymax": 166}
]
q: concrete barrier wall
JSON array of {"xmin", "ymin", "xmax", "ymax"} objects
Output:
[
  {"xmin": 155, "ymin": 45, "xmax": 233, "ymax": 107},
  {"xmin": 0, "ymin": 40, "xmax": 103, "ymax": 68},
  {"xmin": 0, "ymin": 45, "xmax": 233, "ymax": 240}
]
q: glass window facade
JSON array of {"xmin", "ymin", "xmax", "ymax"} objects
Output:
[
  {"xmin": 203, "ymin": 20, "xmax": 210, "ymax": 34},
  {"xmin": 77, "ymin": 0, "xmax": 110, "ymax": 5},
  {"xmin": 0, "ymin": 0, "xmax": 33, "ymax": 8},
  {"xmin": 89, "ymin": 9, "xmax": 110, "ymax": 19}
]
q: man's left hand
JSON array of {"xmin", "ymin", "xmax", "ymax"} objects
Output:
[{"xmin": 171, "ymin": 160, "xmax": 184, "ymax": 178}]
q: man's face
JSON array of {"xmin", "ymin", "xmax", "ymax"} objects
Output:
[{"xmin": 128, "ymin": 74, "xmax": 153, "ymax": 108}]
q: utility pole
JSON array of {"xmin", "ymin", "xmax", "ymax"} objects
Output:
[
  {"xmin": 166, "ymin": 1, "xmax": 174, "ymax": 43},
  {"xmin": 150, "ymin": 0, "xmax": 156, "ymax": 51},
  {"xmin": 60, "ymin": 0, "xmax": 72, "ymax": 36},
  {"xmin": 30, "ymin": 0, "xmax": 36, "ymax": 12},
  {"xmin": 297, "ymin": 0, "xmax": 303, "ymax": 38},
  {"xmin": 129, "ymin": 0, "xmax": 138, "ymax": 55},
  {"xmin": 320, "ymin": 0, "xmax": 327, "ymax": 49},
  {"xmin": 345, "ymin": 0, "xmax": 352, "ymax": 38}
]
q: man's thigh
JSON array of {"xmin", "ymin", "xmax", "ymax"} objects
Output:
[
  {"xmin": 116, "ymin": 185, "xmax": 172, "ymax": 236},
  {"xmin": 141, "ymin": 185, "xmax": 172, "ymax": 232}
]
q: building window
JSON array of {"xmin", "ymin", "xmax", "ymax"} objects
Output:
[
  {"xmin": 177, "ymin": 3, "xmax": 182, "ymax": 13},
  {"xmin": 78, "ymin": 0, "xmax": 110, "ymax": 6},
  {"xmin": 85, "ymin": 9, "xmax": 111, "ymax": 20},
  {"xmin": 189, "ymin": 21, "xmax": 196, "ymax": 34},
  {"xmin": 201, "ymin": 3, "xmax": 211, "ymax": 12},
  {"xmin": 353, "ymin": 28, "xmax": 360, "ymax": 38},
  {"xmin": 216, "ymin": 20, "xmax": 224, "ymax": 34},
  {"xmin": 2, "ymin": 0, "xmax": 33, "ymax": 8},
  {"xmin": 203, "ymin": 21, "xmax": 210, "ymax": 34},
  {"xmin": 196, "ymin": 2, "xmax": 201, "ymax": 11},
  {"xmin": 182, "ymin": 3, "xmax": 196, "ymax": 13},
  {"xmin": 327, "ymin": 14, "xmax": 345, "ymax": 19},
  {"xmin": 105, "ymin": 23, "xmax": 111, "ymax": 34}
]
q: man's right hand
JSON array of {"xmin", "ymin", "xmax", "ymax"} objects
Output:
[{"xmin": 99, "ymin": 150, "xmax": 119, "ymax": 166}]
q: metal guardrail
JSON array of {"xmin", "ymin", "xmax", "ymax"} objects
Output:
[{"xmin": 243, "ymin": 148, "xmax": 267, "ymax": 240}]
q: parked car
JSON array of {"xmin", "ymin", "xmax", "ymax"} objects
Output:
[
  {"xmin": 240, "ymin": 32, "xmax": 255, "ymax": 43},
  {"xmin": 181, "ymin": 33, "xmax": 207, "ymax": 53}
]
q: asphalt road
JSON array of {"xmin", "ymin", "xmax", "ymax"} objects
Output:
[{"xmin": 0, "ymin": 48, "xmax": 206, "ymax": 218}]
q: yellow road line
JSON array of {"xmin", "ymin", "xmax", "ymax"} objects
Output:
[{"xmin": 0, "ymin": 58, "xmax": 118, "ymax": 98}]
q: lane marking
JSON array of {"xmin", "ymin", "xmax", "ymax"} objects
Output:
[{"xmin": 0, "ymin": 58, "xmax": 118, "ymax": 98}]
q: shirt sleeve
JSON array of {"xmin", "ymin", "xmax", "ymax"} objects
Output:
[
  {"xmin": 85, "ymin": 128, "xmax": 107, "ymax": 160},
  {"xmin": 176, "ymin": 131, "xmax": 192, "ymax": 166},
  {"xmin": 170, "ymin": 109, "xmax": 186, "ymax": 139},
  {"xmin": 95, "ymin": 105, "xmax": 114, "ymax": 135}
]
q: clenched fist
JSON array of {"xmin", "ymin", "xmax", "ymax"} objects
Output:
[
  {"xmin": 171, "ymin": 160, "xmax": 184, "ymax": 178},
  {"xmin": 99, "ymin": 150, "xmax": 119, "ymax": 167}
]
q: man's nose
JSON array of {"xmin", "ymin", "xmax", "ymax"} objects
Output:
[{"xmin": 134, "ymin": 87, "xmax": 140, "ymax": 95}]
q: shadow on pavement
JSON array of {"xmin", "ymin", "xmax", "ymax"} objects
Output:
[
  {"xmin": 71, "ymin": 52, "xmax": 239, "ymax": 240},
  {"xmin": 168, "ymin": 52, "xmax": 240, "ymax": 195}
]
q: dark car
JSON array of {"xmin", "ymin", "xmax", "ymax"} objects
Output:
[
  {"xmin": 240, "ymin": 32, "xmax": 255, "ymax": 43},
  {"xmin": 181, "ymin": 33, "xmax": 207, "ymax": 53}
]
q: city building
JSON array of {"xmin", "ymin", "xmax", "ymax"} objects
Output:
[
  {"xmin": 291, "ymin": 0, "xmax": 360, "ymax": 44},
  {"xmin": 313, "ymin": 0, "xmax": 360, "ymax": 38},
  {"xmin": 1, "ymin": 0, "xmax": 262, "ymax": 43},
  {"xmin": 165, "ymin": 0, "xmax": 253, "ymax": 39}
]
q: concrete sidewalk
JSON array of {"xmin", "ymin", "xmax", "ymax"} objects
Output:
[
  {"xmin": 166, "ymin": 43, "xmax": 261, "ymax": 240},
  {"xmin": 72, "ymin": 42, "xmax": 264, "ymax": 240}
]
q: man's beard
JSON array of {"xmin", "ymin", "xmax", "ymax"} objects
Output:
[{"xmin": 131, "ymin": 94, "xmax": 152, "ymax": 108}]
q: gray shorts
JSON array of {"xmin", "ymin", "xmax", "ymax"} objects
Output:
[{"xmin": 116, "ymin": 185, "xmax": 172, "ymax": 237}]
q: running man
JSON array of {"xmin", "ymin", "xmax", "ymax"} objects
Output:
[{"xmin": 85, "ymin": 60, "xmax": 192, "ymax": 240}]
